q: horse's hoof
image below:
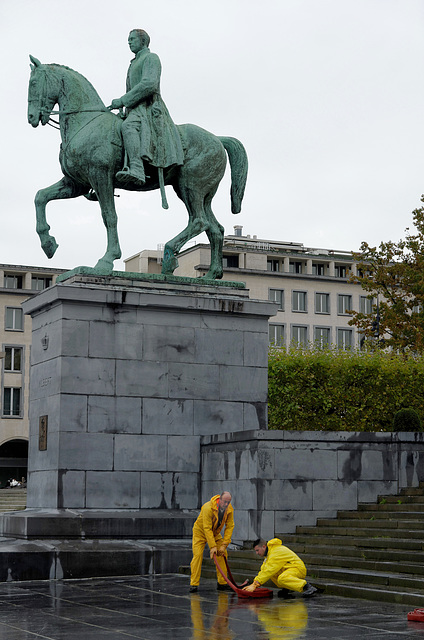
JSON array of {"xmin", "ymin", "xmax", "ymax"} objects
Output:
[
  {"xmin": 42, "ymin": 237, "xmax": 59, "ymax": 259},
  {"xmin": 204, "ymin": 270, "xmax": 223, "ymax": 280},
  {"xmin": 93, "ymin": 259, "xmax": 114, "ymax": 275},
  {"xmin": 161, "ymin": 248, "xmax": 179, "ymax": 274}
]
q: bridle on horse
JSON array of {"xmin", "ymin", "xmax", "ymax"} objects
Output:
[{"xmin": 32, "ymin": 66, "xmax": 109, "ymax": 129}]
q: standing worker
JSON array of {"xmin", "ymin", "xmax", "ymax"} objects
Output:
[
  {"xmin": 243, "ymin": 538, "xmax": 317, "ymax": 597},
  {"xmin": 189, "ymin": 491, "xmax": 234, "ymax": 592}
]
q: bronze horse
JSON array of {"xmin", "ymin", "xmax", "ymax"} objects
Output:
[{"xmin": 27, "ymin": 55, "xmax": 248, "ymax": 278}]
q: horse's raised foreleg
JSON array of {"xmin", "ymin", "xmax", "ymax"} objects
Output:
[
  {"xmin": 35, "ymin": 177, "xmax": 85, "ymax": 258},
  {"xmin": 92, "ymin": 176, "xmax": 122, "ymax": 274}
]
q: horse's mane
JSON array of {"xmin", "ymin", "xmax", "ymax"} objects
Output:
[{"xmin": 45, "ymin": 63, "xmax": 104, "ymax": 104}]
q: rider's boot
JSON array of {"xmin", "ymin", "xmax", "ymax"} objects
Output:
[
  {"xmin": 116, "ymin": 159, "xmax": 146, "ymax": 186},
  {"xmin": 116, "ymin": 126, "xmax": 147, "ymax": 187}
]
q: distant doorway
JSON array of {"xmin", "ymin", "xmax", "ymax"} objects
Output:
[{"xmin": 0, "ymin": 440, "xmax": 28, "ymax": 488}]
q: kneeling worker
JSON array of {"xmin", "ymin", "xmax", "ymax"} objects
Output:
[
  {"xmin": 243, "ymin": 538, "xmax": 317, "ymax": 597},
  {"xmin": 189, "ymin": 491, "xmax": 234, "ymax": 592}
]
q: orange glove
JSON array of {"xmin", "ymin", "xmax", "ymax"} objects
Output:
[
  {"xmin": 209, "ymin": 546, "xmax": 218, "ymax": 559},
  {"xmin": 217, "ymin": 545, "xmax": 227, "ymax": 556}
]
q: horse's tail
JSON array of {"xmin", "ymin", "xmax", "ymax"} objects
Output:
[{"xmin": 219, "ymin": 136, "xmax": 248, "ymax": 214}]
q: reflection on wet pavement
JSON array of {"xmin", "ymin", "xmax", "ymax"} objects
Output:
[{"xmin": 0, "ymin": 574, "xmax": 417, "ymax": 639}]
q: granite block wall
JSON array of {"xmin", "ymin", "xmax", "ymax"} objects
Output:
[{"xmin": 201, "ymin": 430, "xmax": 424, "ymax": 544}]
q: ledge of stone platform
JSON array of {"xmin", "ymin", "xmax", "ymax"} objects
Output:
[
  {"xmin": 0, "ymin": 509, "xmax": 198, "ymax": 540},
  {"xmin": 56, "ymin": 267, "xmax": 246, "ymax": 289},
  {"xmin": 0, "ymin": 537, "xmax": 193, "ymax": 582},
  {"xmin": 201, "ymin": 429, "xmax": 424, "ymax": 444}
]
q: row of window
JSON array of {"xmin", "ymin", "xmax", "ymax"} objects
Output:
[
  {"xmin": 269, "ymin": 289, "xmax": 374, "ymax": 315},
  {"xmin": 269, "ymin": 324, "xmax": 354, "ymax": 349},
  {"xmin": 222, "ymin": 255, "xmax": 352, "ymax": 278},
  {"xmin": 3, "ymin": 275, "xmax": 52, "ymax": 290},
  {"xmin": 266, "ymin": 260, "xmax": 349, "ymax": 278}
]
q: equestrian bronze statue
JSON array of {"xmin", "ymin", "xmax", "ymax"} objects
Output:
[{"xmin": 27, "ymin": 30, "xmax": 248, "ymax": 279}]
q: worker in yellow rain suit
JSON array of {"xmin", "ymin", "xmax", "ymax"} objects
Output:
[
  {"xmin": 189, "ymin": 491, "xmax": 234, "ymax": 592},
  {"xmin": 243, "ymin": 538, "xmax": 317, "ymax": 597}
]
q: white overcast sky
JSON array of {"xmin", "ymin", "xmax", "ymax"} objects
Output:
[{"xmin": 1, "ymin": 0, "xmax": 424, "ymax": 272}]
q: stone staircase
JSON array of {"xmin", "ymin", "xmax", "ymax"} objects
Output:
[
  {"xmin": 0, "ymin": 489, "xmax": 26, "ymax": 513},
  {"xmin": 194, "ymin": 483, "xmax": 424, "ymax": 606}
]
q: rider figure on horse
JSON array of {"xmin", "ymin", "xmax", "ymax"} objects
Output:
[{"xmin": 110, "ymin": 29, "xmax": 184, "ymax": 187}]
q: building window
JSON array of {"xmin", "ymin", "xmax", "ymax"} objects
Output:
[
  {"xmin": 335, "ymin": 265, "xmax": 348, "ymax": 278},
  {"xmin": 289, "ymin": 261, "xmax": 302, "ymax": 274},
  {"xmin": 338, "ymin": 294, "xmax": 352, "ymax": 315},
  {"xmin": 314, "ymin": 327, "xmax": 330, "ymax": 347},
  {"xmin": 269, "ymin": 324, "xmax": 284, "ymax": 346},
  {"xmin": 267, "ymin": 259, "xmax": 280, "ymax": 272},
  {"xmin": 360, "ymin": 296, "xmax": 374, "ymax": 315},
  {"xmin": 337, "ymin": 328, "xmax": 353, "ymax": 350},
  {"xmin": 312, "ymin": 263, "xmax": 325, "ymax": 276},
  {"xmin": 4, "ymin": 275, "xmax": 23, "ymax": 289},
  {"xmin": 269, "ymin": 289, "xmax": 284, "ymax": 310},
  {"xmin": 223, "ymin": 254, "xmax": 239, "ymax": 268},
  {"xmin": 315, "ymin": 292, "xmax": 330, "ymax": 314},
  {"xmin": 32, "ymin": 276, "xmax": 52, "ymax": 291},
  {"xmin": 291, "ymin": 325, "xmax": 308, "ymax": 346},
  {"xmin": 292, "ymin": 291, "xmax": 307, "ymax": 312},
  {"xmin": 5, "ymin": 307, "xmax": 23, "ymax": 331},
  {"xmin": 4, "ymin": 347, "xmax": 22, "ymax": 372},
  {"xmin": 3, "ymin": 388, "xmax": 21, "ymax": 417}
]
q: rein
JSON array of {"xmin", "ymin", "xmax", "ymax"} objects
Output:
[
  {"xmin": 43, "ymin": 107, "xmax": 110, "ymax": 116},
  {"xmin": 44, "ymin": 108, "xmax": 110, "ymax": 130}
]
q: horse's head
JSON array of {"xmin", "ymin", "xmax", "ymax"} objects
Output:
[{"xmin": 28, "ymin": 55, "xmax": 59, "ymax": 127}]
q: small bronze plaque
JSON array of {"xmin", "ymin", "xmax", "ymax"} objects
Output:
[{"xmin": 39, "ymin": 415, "xmax": 48, "ymax": 451}]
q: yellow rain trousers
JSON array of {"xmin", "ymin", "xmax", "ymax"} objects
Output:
[
  {"xmin": 254, "ymin": 538, "xmax": 307, "ymax": 592},
  {"xmin": 190, "ymin": 495, "xmax": 235, "ymax": 586}
]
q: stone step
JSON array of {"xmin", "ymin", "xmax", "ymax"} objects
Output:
[
  {"xmin": 314, "ymin": 517, "xmax": 424, "ymax": 530},
  {"xmin": 302, "ymin": 554, "xmax": 424, "ymax": 576},
  {"xmin": 297, "ymin": 524, "xmax": 424, "ymax": 539},
  {"xmin": 358, "ymin": 502, "xmax": 424, "ymax": 512},
  {"xmin": 336, "ymin": 509, "xmax": 424, "ymax": 520},
  {"xmin": 0, "ymin": 490, "xmax": 26, "ymax": 513},
  {"xmin": 281, "ymin": 533, "xmax": 424, "ymax": 551},
  {"xmin": 307, "ymin": 565, "xmax": 424, "ymax": 591},
  {"xmin": 378, "ymin": 494, "xmax": 424, "ymax": 503},
  {"xmin": 311, "ymin": 579, "xmax": 424, "ymax": 607},
  {"xmin": 400, "ymin": 484, "xmax": 424, "ymax": 495},
  {"xmin": 289, "ymin": 543, "xmax": 424, "ymax": 564}
]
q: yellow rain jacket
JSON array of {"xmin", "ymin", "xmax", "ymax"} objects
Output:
[
  {"xmin": 193, "ymin": 495, "xmax": 234, "ymax": 548},
  {"xmin": 254, "ymin": 538, "xmax": 306, "ymax": 588}
]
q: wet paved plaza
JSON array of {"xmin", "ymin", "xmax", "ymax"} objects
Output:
[{"xmin": 0, "ymin": 573, "xmax": 420, "ymax": 639}]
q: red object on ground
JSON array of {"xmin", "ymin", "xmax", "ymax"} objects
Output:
[
  {"xmin": 213, "ymin": 554, "xmax": 273, "ymax": 599},
  {"xmin": 408, "ymin": 609, "xmax": 424, "ymax": 622}
]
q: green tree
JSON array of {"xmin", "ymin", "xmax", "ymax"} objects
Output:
[{"xmin": 349, "ymin": 198, "xmax": 424, "ymax": 354}]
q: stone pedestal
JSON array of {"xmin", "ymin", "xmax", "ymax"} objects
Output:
[{"xmin": 1, "ymin": 274, "xmax": 275, "ymax": 544}]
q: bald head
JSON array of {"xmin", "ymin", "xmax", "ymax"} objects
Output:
[{"xmin": 218, "ymin": 491, "xmax": 232, "ymax": 510}]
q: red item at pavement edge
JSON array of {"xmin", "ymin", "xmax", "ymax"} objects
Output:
[
  {"xmin": 213, "ymin": 554, "xmax": 273, "ymax": 599},
  {"xmin": 407, "ymin": 609, "xmax": 424, "ymax": 622}
]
